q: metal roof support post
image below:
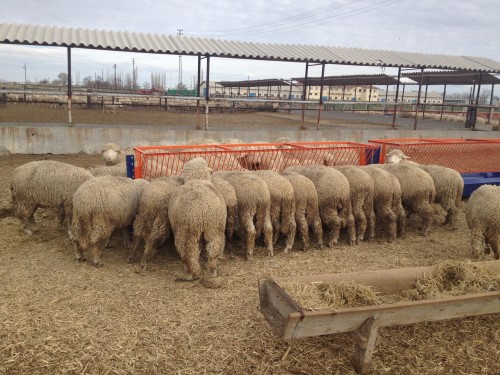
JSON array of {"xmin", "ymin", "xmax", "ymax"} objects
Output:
[
  {"xmin": 488, "ymin": 83, "xmax": 495, "ymax": 124},
  {"xmin": 413, "ymin": 68, "xmax": 424, "ymax": 130},
  {"xmin": 368, "ymin": 85, "xmax": 372, "ymax": 113},
  {"xmin": 301, "ymin": 63, "xmax": 309, "ymax": 130},
  {"xmin": 471, "ymin": 71, "xmax": 483, "ymax": 129},
  {"xmin": 384, "ymin": 83, "xmax": 389, "ymax": 114},
  {"xmin": 440, "ymin": 84, "xmax": 447, "ymax": 121},
  {"xmin": 196, "ymin": 55, "xmax": 201, "ymax": 130},
  {"xmin": 317, "ymin": 63, "xmax": 325, "ymax": 130},
  {"xmin": 391, "ymin": 67, "xmax": 402, "ymax": 129},
  {"xmin": 342, "ymin": 84, "xmax": 346, "ymax": 101},
  {"xmin": 422, "ymin": 76, "xmax": 429, "ymax": 118},
  {"xmin": 352, "ymin": 79, "xmax": 358, "ymax": 112},
  {"xmin": 67, "ymin": 46, "xmax": 72, "ymax": 127},
  {"xmin": 205, "ymin": 56, "xmax": 210, "ymax": 130}
]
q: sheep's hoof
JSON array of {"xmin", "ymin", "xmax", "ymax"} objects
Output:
[
  {"xmin": 245, "ymin": 253, "xmax": 253, "ymax": 261},
  {"xmin": 76, "ymin": 256, "xmax": 86, "ymax": 262},
  {"xmin": 283, "ymin": 246, "xmax": 292, "ymax": 254},
  {"xmin": 267, "ymin": 249, "xmax": 274, "ymax": 257},
  {"xmin": 93, "ymin": 261, "xmax": 103, "ymax": 268}
]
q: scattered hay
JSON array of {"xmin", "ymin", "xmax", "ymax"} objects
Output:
[
  {"xmin": 280, "ymin": 280, "xmax": 380, "ymax": 310},
  {"xmin": 405, "ymin": 260, "xmax": 500, "ymax": 300},
  {"xmin": 279, "ymin": 261, "xmax": 500, "ymax": 310}
]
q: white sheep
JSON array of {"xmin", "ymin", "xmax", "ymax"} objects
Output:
[
  {"xmin": 101, "ymin": 143, "xmax": 123, "ymax": 165},
  {"xmin": 385, "ymin": 149, "xmax": 464, "ymax": 229},
  {"xmin": 363, "ymin": 165, "xmax": 405, "ymax": 241},
  {"xmin": 254, "ymin": 170, "xmax": 297, "ymax": 253},
  {"xmin": 375, "ymin": 164, "xmax": 436, "ymax": 236},
  {"xmin": 211, "ymin": 175, "xmax": 238, "ymax": 241},
  {"xmin": 284, "ymin": 165, "xmax": 355, "ymax": 247},
  {"xmin": 465, "ymin": 184, "xmax": 500, "ymax": 260},
  {"xmin": 128, "ymin": 176, "xmax": 184, "ymax": 271},
  {"xmin": 72, "ymin": 176, "xmax": 149, "ymax": 267},
  {"xmin": 282, "ymin": 171, "xmax": 323, "ymax": 250},
  {"xmin": 10, "ymin": 160, "xmax": 93, "ymax": 236},
  {"xmin": 334, "ymin": 165, "xmax": 375, "ymax": 243},
  {"xmin": 213, "ymin": 171, "xmax": 273, "ymax": 259},
  {"xmin": 168, "ymin": 179, "xmax": 227, "ymax": 280}
]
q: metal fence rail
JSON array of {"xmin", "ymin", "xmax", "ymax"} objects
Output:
[
  {"xmin": 134, "ymin": 142, "xmax": 378, "ymax": 180},
  {"xmin": 370, "ymin": 138, "xmax": 500, "ymax": 173}
]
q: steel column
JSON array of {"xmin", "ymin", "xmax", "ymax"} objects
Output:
[
  {"xmin": 391, "ymin": 67, "xmax": 402, "ymax": 129},
  {"xmin": 317, "ymin": 63, "xmax": 325, "ymax": 130},
  {"xmin": 440, "ymin": 84, "xmax": 447, "ymax": 121},
  {"xmin": 301, "ymin": 63, "xmax": 309, "ymax": 130},
  {"xmin": 196, "ymin": 55, "xmax": 201, "ymax": 130},
  {"xmin": 205, "ymin": 56, "xmax": 210, "ymax": 130},
  {"xmin": 488, "ymin": 84, "xmax": 495, "ymax": 124},
  {"xmin": 67, "ymin": 47, "xmax": 73, "ymax": 127},
  {"xmin": 413, "ymin": 68, "xmax": 424, "ymax": 130}
]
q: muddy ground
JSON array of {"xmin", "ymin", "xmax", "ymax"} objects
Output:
[{"xmin": 0, "ymin": 152, "xmax": 499, "ymax": 375}]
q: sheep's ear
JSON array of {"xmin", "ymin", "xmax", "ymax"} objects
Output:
[{"xmin": 403, "ymin": 155, "xmax": 410, "ymax": 159}]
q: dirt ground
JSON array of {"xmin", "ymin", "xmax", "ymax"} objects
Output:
[{"xmin": 0, "ymin": 153, "xmax": 499, "ymax": 375}]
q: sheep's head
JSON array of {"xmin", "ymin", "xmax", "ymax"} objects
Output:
[
  {"xmin": 385, "ymin": 149, "xmax": 410, "ymax": 164},
  {"xmin": 101, "ymin": 143, "xmax": 123, "ymax": 166},
  {"xmin": 183, "ymin": 157, "xmax": 212, "ymax": 182}
]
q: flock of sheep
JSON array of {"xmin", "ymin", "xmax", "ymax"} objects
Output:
[{"xmin": 3, "ymin": 142, "xmax": 499, "ymax": 281}]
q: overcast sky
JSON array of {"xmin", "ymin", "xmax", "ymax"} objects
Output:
[{"xmin": 1, "ymin": 0, "xmax": 499, "ymax": 91}]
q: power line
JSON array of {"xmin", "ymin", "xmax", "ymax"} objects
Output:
[
  {"xmin": 188, "ymin": 0, "xmax": 400, "ymax": 40},
  {"xmin": 189, "ymin": 0, "xmax": 362, "ymax": 35}
]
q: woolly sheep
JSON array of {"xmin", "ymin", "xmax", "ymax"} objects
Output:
[
  {"xmin": 211, "ymin": 175, "xmax": 238, "ymax": 241},
  {"xmin": 465, "ymin": 184, "xmax": 500, "ymax": 260},
  {"xmin": 282, "ymin": 171, "xmax": 323, "ymax": 250},
  {"xmin": 334, "ymin": 165, "xmax": 375, "ymax": 243},
  {"xmin": 385, "ymin": 149, "xmax": 464, "ymax": 229},
  {"xmin": 128, "ymin": 176, "xmax": 184, "ymax": 271},
  {"xmin": 89, "ymin": 162, "xmax": 127, "ymax": 177},
  {"xmin": 284, "ymin": 165, "xmax": 355, "ymax": 246},
  {"xmin": 183, "ymin": 156, "xmax": 213, "ymax": 182},
  {"xmin": 254, "ymin": 170, "xmax": 296, "ymax": 253},
  {"xmin": 375, "ymin": 164, "xmax": 436, "ymax": 236},
  {"xmin": 363, "ymin": 165, "xmax": 405, "ymax": 241},
  {"xmin": 101, "ymin": 143, "xmax": 123, "ymax": 165},
  {"xmin": 213, "ymin": 171, "xmax": 273, "ymax": 259},
  {"xmin": 168, "ymin": 179, "xmax": 227, "ymax": 280},
  {"xmin": 72, "ymin": 176, "xmax": 149, "ymax": 267},
  {"xmin": 10, "ymin": 160, "xmax": 93, "ymax": 236}
]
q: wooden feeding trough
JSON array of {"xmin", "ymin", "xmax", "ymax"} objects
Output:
[{"xmin": 258, "ymin": 261, "xmax": 500, "ymax": 374}]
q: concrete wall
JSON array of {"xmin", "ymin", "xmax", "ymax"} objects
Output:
[{"xmin": 0, "ymin": 124, "xmax": 499, "ymax": 154}]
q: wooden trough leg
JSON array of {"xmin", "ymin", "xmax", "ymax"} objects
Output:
[{"xmin": 351, "ymin": 316, "xmax": 379, "ymax": 374}]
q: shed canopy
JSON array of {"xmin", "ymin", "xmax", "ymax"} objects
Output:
[
  {"xmin": 401, "ymin": 71, "xmax": 500, "ymax": 85},
  {"xmin": 218, "ymin": 79, "xmax": 291, "ymax": 87},
  {"xmin": 293, "ymin": 74, "xmax": 403, "ymax": 86},
  {"xmin": 1, "ymin": 23, "xmax": 500, "ymax": 72}
]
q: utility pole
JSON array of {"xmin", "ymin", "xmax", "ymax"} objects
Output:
[
  {"xmin": 177, "ymin": 29, "xmax": 183, "ymax": 90},
  {"xmin": 132, "ymin": 58, "xmax": 136, "ymax": 91},
  {"xmin": 23, "ymin": 63, "xmax": 27, "ymax": 101}
]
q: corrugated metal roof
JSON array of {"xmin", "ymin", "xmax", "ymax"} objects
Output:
[
  {"xmin": 218, "ymin": 79, "xmax": 291, "ymax": 87},
  {"xmin": 293, "ymin": 74, "xmax": 402, "ymax": 86},
  {"xmin": 401, "ymin": 71, "xmax": 500, "ymax": 85},
  {"xmin": 1, "ymin": 23, "xmax": 500, "ymax": 72}
]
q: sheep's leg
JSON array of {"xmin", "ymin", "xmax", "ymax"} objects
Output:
[
  {"xmin": 183, "ymin": 235, "xmax": 202, "ymax": 280},
  {"xmin": 322, "ymin": 207, "xmax": 342, "ymax": 248},
  {"xmin": 270, "ymin": 208, "xmax": 281, "ymax": 245},
  {"xmin": 346, "ymin": 213, "xmax": 357, "ymax": 246},
  {"xmin": 16, "ymin": 203, "xmax": 38, "ymax": 235},
  {"xmin": 486, "ymin": 236, "xmax": 499, "ymax": 260},
  {"xmin": 139, "ymin": 240, "xmax": 159, "ymax": 272},
  {"xmin": 204, "ymin": 229, "xmax": 225, "ymax": 278},
  {"xmin": 128, "ymin": 235, "xmax": 143, "ymax": 264},
  {"xmin": 353, "ymin": 205, "xmax": 367, "ymax": 243},
  {"xmin": 121, "ymin": 227, "xmax": 133, "ymax": 248},
  {"xmin": 263, "ymin": 214, "xmax": 274, "ymax": 257},
  {"xmin": 312, "ymin": 216, "xmax": 323, "ymax": 250},
  {"xmin": 367, "ymin": 209, "xmax": 376, "ymax": 242},
  {"xmin": 379, "ymin": 206, "xmax": 397, "ymax": 242},
  {"xmin": 89, "ymin": 242, "xmax": 104, "ymax": 267},
  {"xmin": 416, "ymin": 202, "xmax": 434, "ymax": 236},
  {"xmin": 282, "ymin": 217, "xmax": 296, "ymax": 253},
  {"xmin": 296, "ymin": 212, "xmax": 309, "ymax": 251},
  {"xmin": 242, "ymin": 214, "xmax": 256, "ymax": 260},
  {"xmin": 74, "ymin": 240, "xmax": 85, "ymax": 262},
  {"xmin": 395, "ymin": 205, "xmax": 406, "ymax": 237}
]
